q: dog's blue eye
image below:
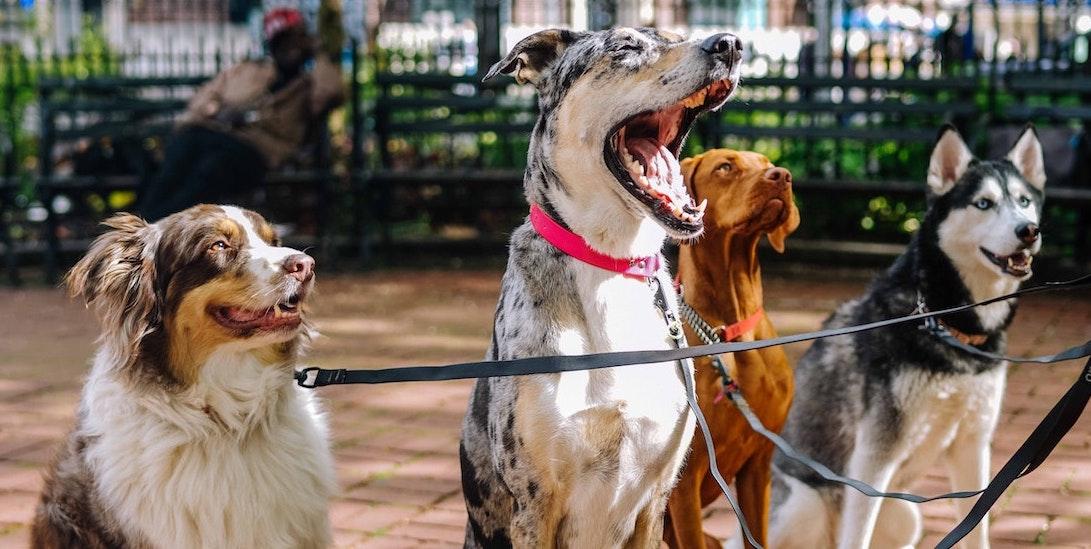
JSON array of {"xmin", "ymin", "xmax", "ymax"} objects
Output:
[
  {"xmin": 974, "ymin": 198, "xmax": 994, "ymax": 210},
  {"xmin": 1018, "ymin": 196, "xmax": 1031, "ymax": 207}
]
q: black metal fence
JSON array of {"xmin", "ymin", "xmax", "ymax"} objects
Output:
[{"xmin": 2, "ymin": 0, "xmax": 1090, "ymax": 284}]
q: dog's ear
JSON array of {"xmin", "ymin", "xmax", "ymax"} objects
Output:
[
  {"xmin": 767, "ymin": 195, "xmax": 800, "ymax": 253},
  {"xmin": 680, "ymin": 153, "xmax": 706, "ymax": 198},
  {"xmin": 66, "ymin": 213, "xmax": 160, "ymax": 369},
  {"xmin": 483, "ymin": 29, "xmax": 587, "ymax": 86},
  {"xmin": 927, "ymin": 125, "xmax": 974, "ymax": 196},
  {"xmin": 1006, "ymin": 124, "xmax": 1046, "ymax": 190}
]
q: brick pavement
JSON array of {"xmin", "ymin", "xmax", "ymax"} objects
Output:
[{"xmin": 0, "ymin": 269, "xmax": 1088, "ymax": 548}]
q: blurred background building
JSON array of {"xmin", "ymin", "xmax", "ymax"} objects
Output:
[{"xmin": 9, "ymin": 0, "xmax": 1091, "ymax": 77}]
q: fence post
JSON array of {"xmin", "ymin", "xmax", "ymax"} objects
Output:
[
  {"xmin": 476, "ymin": 0, "xmax": 502, "ymax": 76},
  {"xmin": 3, "ymin": 44, "xmax": 16, "ymax": 179},
  {"xmin": 349, "ymin": 39, "xmax": 371, "ymax": 264},
  {"xmin": 1036, "ymin": 0, "xmax": 1045, "ymax": 67},
  {"xmin": 38, "ymin": 88, "xmax": 60, "ymax": 284}
]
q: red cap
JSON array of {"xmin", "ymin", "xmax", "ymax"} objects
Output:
[{"xmin": 263, "ymin": 8, "xmax": 304, "ymax": 42}]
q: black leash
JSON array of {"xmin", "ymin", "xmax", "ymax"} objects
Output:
[
  {"xmin": 927, "ymin": 319, "xmax": 1091, "ymax": 363},
  {"xmin": 691, "ymin": 321, "xmax": 1091, "ymax": 505},
  {"xmin": 719, "ymin": 351, "xmax": 1091, "ymax": 549},
  {"xmin": 295, "ymin": 274, "xmax": 1089, "ymax": 388},
  {"xmin": 295, "ymin": 274, "xmax": 1089, "ymax": 548},
  {"xmin": 926, "ymin": 329, "xmax": 1091, "ymax": 547},
  {"xmin": 694, "ymin": 315, "xmax": 1090, "ymax": 548},
  {"xmin": 935, "ymin": 356, "xmax": 1091, "ymax": 547}
]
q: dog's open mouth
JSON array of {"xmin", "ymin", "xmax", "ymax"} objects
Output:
[
  {"xmin": 605, "ymin": 79, "xmax": 735, "ymax": 236},
  {"xmin": 981, "ymin": 247, "xmax": 1034, "ymax": 278},
  {"xmin": 211, "ymin": 293, "xmax": 304, "ymax": 332}
]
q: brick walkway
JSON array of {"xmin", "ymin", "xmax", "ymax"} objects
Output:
[{"xmin": 0, "ymin": 270, "xmax": 1088, "ymax": 548}]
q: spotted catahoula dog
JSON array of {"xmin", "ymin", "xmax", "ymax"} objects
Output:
[{"xmin": 458, "ymin": 28, "xmax": 741, "ymax": 548}]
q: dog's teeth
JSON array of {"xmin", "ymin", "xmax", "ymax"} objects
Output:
[
  {"xmin": 681, "ymin": 88, "xmax": 707, "ymax": 109},
  {"xmin": 696, "ymin": 198, "xmax": 707, "ymax": 213}
]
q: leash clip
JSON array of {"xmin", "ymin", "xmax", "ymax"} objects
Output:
[
  {"xmin": 914, "ymin": 290, "xmax": 942, "ymax": 334},
  {"xmin": 920, "ymin": 314, "xmax": 942, "ymax": 334},
  {"xmin": 295, "ymin": 367, "xmax": 346, "ymax": 389},
  {"xmin": 667, "ymin": 319, "xmax": 685, "ymax": 341}
]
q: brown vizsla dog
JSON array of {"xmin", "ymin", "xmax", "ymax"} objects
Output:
[{"xmin": 664, "ymin": 149, "xmax": 800, "ymax": 549}]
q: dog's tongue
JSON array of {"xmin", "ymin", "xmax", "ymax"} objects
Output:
[
  {"xmin": 223, "ymin": 306, "xmax": 268, "ymax": 323},
  {"xmin": 1009, "ymin": 250, "xmax": 1031, "ymax": 267},
  {"xmin": 626, "ymin": 137, "xmax": 682, "ymax": 189}
]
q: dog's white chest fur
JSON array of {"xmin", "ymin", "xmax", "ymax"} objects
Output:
[
  {"xmin": 543, "ymin": 266, "xmax": 694, "ymax": 523},
  {"xmin": 80, "ymin": 349, "xmax": 335, "ymax": 549},
  {"xmin": 889, "ymin": 366, "xmax": 1006, "ymax": 484}
]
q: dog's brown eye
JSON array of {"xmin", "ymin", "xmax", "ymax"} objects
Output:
[
  {"xmin": 716, "ymin": 162, "xmax": 733, "ymax": 173},
  {"xmin": 209, "ymin": 240, "xmax": 229, "ymax": 252}
]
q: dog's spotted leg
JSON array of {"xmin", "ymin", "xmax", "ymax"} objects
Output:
[
  {"xmin": 623, "ymin": 489, "xmax": 671, "ymax": 549},
  {"xmin": 461, "ymin": 378, "xmax": 516, "ymax": 548}
]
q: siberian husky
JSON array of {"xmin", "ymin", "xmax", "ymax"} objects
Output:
[{"xmin": 766, "ymin": 125, "xmax": 1046, "ymax": 549}]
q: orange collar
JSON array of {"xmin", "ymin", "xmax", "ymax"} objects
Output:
[
  {"xmin": 676, "ymin": 281, "xmax": 765, "ymax": 344},
  {"xmin": 939, "ymin": 319, "xmax": 989, "ymax": 346},
  {"xmin": 720, "ymin": 307, "xmax": 765, "ymax": 341}
]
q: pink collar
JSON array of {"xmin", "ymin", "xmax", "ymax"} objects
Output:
[{"xmin": 529, "ymin": 204, "xmax": 660, "ymax": 279}]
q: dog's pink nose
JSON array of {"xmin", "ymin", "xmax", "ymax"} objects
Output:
[
  {"xmin": 283, "ymin": 253, "xmax": 315, "ymax": 282},
  {"xmin": 764, "ymin": 167, "xmax": 792, "ymax": 185}
]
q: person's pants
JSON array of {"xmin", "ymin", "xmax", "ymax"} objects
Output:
[{"xmin": 139, "ymin": 125, "xmax": 267, "ymax": 221}]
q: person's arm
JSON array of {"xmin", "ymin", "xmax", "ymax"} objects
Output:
[{"xmin": 180, "ymin": 69, "xmax": 231, "ymax": 124}]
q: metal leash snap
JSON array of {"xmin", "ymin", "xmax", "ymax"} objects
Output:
[
  {"xmin": 295, "ymin": 367, "xmax": 321, "ymax": 388},
  {"xmin": 920, "ymin": 314, "xmax": 941, "ymax": 334},
  {"xmin": 667, "ymin": 319, "xmax": 684, "ymax": 341}
]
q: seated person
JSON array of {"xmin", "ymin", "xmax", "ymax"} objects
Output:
[{"xmin": 139, "ymin": 8, "xmax": 344, "ymax": 221}]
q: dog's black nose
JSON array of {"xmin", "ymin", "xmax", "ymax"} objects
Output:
[
  {"xmin": 701, "ymin": 33, "xmax": 741, "ymax": 56},
  {"xmin": 1015, "ymin": 222, "xmax": 1040, "ymax": 244},
  {"xmin": 283, "ymin": 253, "xmax": 315, "ymax": 282}
]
